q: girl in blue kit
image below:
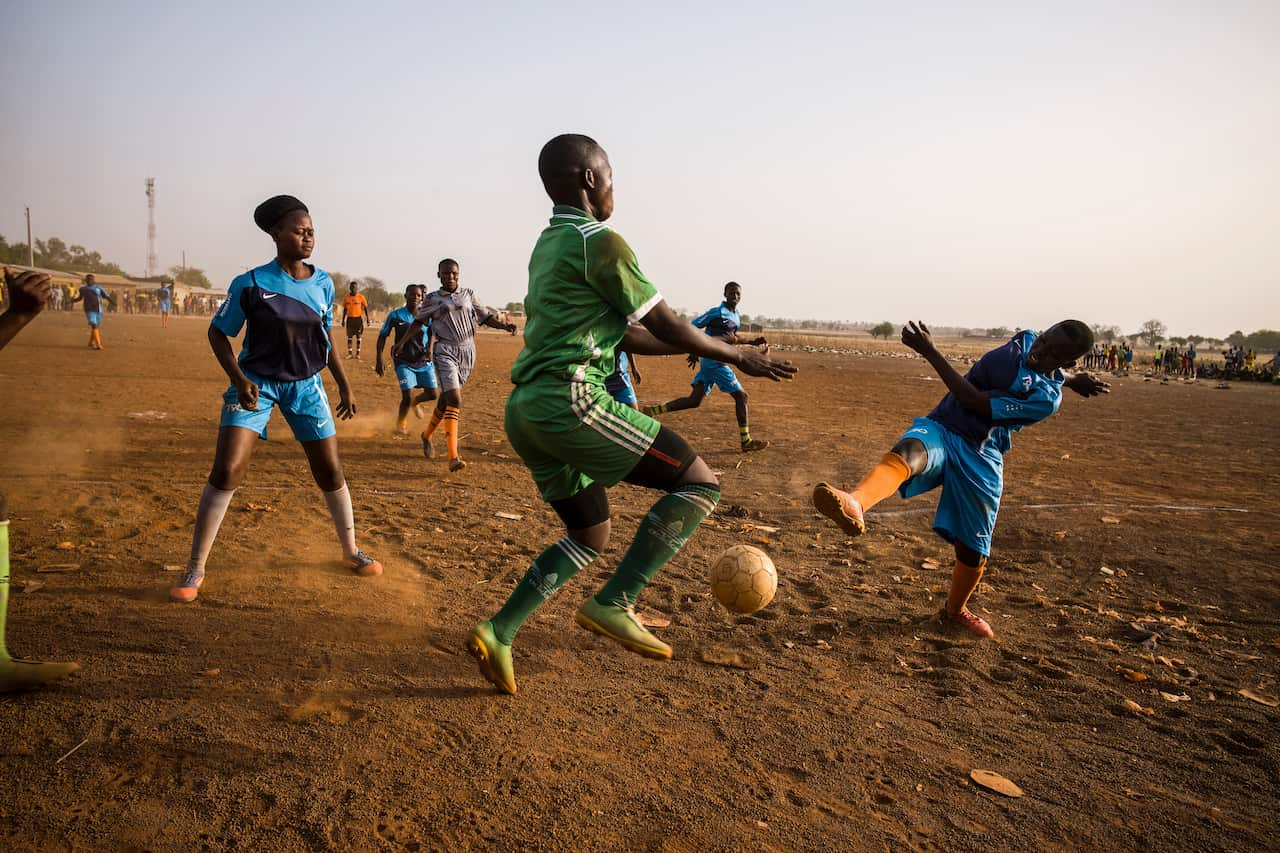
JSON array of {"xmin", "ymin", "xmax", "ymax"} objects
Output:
[{"xmin": 170, "ymin": 195, "xmax": 381, "ymax": 603}]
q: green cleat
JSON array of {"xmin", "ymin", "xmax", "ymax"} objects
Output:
[
  {"xmin": 0, "ymin": 659, "xmax": 80, "ymax": 693},
  {"xmin": 575, "ymin": 597, "xmax": 673, "ymax": 660},
  {"xmin": 466, "ymin": 621, "xmax": 517, "ymax": 695}
]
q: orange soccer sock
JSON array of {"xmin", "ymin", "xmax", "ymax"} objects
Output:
[
  {"xmin": 946, "ymin": 559, "xmax": 985, "ymax": 616},
  {"xmin": 443, "ymin": 406, "xmax": 461, "ymax": 459},
  {"xmin": 91, "ymin": 328, "xmax": 103, "ymax": 348},
  {"xmin": 422, "ymin": 409, "xmax": 444, "ymax": 441},
  {"xmin": 851, "ymin": 452, "xmax": 913, "ymax": 511}
]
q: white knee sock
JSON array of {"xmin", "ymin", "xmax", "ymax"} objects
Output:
[
  {"xmin": 188, "ymin": 483, "xmax": 235, "ymax": 573},
  {"xmin": 323, "ymin": 484, "xmax": 358, "ymax": 559}
]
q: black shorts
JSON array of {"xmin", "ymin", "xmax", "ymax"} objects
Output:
[{"xmin": 345, "ymin": 317, "xmax": 365, "ymax": 336}]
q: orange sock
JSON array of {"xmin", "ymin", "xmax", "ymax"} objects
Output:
[
  {"xmin": 443, "ymin": 406, "xmax": 461, "ymax": 459},
  {"xmin": 851, "ymin": 452, "xmax": 912, "ymax": 510},
  {"xmin": 422, "ymin": 409, "xmax": 444, "ymax": 441},
  {"xmin": 91, "ymin": 328, "xmax": 102, "ymax": 348},
  {"xmin": 946, "ymin": 559, "xmax": 985, "ymax": 616}
]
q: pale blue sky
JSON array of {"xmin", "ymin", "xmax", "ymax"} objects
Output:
[{"xmin": 3, "ymin": 1, "xmax": 1276, "ymax": 336}]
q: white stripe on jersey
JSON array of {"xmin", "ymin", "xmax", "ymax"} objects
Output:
[{"xmin": 627, "ymin": 291, "xmax": 663, "ymax": 324}]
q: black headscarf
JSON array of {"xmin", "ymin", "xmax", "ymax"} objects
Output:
[{"xmin": 253, "ymin": 195, "xmax": 309, "ymax": 233}]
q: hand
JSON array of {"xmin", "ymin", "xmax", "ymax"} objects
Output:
[
  {"xmin": 235, "ymin": 378, "xmax": 260, "ymax": 411},
  {"xmin": 506, "ymin": 322, "xmax": 517, "ymax": 335},
  {"xmin": 752, "ymin": 336, "xmax": 768, "ymax": 347},
  {"xmin": 1066, "ymin": 373, "xmax": 1111, "ymax": 397},
  {"xmin": 375, "ymin": 358, "xmax": 384, "ymax": 377},
  {"xmin": 737, "ymin": 350, "xmax": 798, "ymax": 382},
  {"xmin": 4, "ymin": 268, "xmax": 51, "ymax": 315},
  {"xmin": 900, "ymin": 321, "xmax": 936, "ymax": 356},
  {"xmin": 686, "ymin": 353, "xmax": 698, "ymax": 369},
  {"xmin": 336, "ymin": 389, "xmax": 357, "ymax": 420}
]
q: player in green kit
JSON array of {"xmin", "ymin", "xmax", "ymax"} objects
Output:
[{"xmin": 466, "ymin": 134, "xmax": 796, "ymax": 695}]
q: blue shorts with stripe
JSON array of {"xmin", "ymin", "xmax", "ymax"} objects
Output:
[
  {"xmin": 897, "ymin": 416, "xmax": 1003, "ymax": 557},
  {"xmin": 692, "ymin": 360, "xmax": 743, "ymax": 394},
  {"xmin": 85, "ymin": 311, "xmax": 103, "ymax": 328},
  {"xmin": 394, "ymin": 362, "xmax": 438, "ymax": 391},
  {"xmin": 219, "ymin": 370, "xmax": 336, "ymax": 443}
]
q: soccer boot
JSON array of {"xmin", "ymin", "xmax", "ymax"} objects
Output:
[
  {"xmin": 740, "ymin": 439, "xmax": 770, "ymax": 452},
  {"xmin": 947, "ymin": 607, "xmax": 994, "ymax": 639},
  {"xmin": 449, "ymin": 458, "xmax": 467, "ymax": 472},
  {"xmin": 575, "ymin": 597, "xmax": 673, "ymax": 660},
  {"xmin": 169, "ymin": 568, "xmax": 205, "ymax": 602},
  {"xmin": 466, "ymin": 621, "xmax": 517, "ymax": 695},
  {"xmin": 0, "ymin": 658, "xmax": 81, "ymax": 693},
  {"xmin": 346, "ymin": 550, "xmax": 383, "ymax": 577},
  {"xmin": 420, "ymin": 433, "xmax": 434, "ymax": 459},
  {"xmin": 812, "ymin": 482, "xmax": 866, "ymax": 537}
]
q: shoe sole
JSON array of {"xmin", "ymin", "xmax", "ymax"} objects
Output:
[
  {"xmin": 350, "ymin": 561, "xmax": 382, "ymax": 577},
  {"xmin": 741, "ymin": 441, "xmax": 770, "ymax": 452},
  {"xmin": 574, "ymin": 612, "xmax": 673, "ymax": 660},
  {"xmin": 449, "ymin": 459, "xmax": 467, "ymax": 472},
  {"xmin": 812, "ymin": 483, "xmax": 866, "ymax": 537},
  {"xmin": 465, "ymin": 633, "xmax": 517, "ymax": 695},
  {"xmin": 421, "ymin": 439, "xmax": 434, "ymax": 459}
]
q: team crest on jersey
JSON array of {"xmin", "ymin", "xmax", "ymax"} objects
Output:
[{"xmin": 1021, "ymin": 375, "xmax": 1033, "ymax": 391}]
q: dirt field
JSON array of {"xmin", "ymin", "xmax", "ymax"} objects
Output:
[{"xmin": 2, "ymin": 312, "xmax": 1277, "ymax": 852}]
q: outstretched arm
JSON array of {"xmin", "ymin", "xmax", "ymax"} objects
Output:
[
  {"xmin": 901, "ymin": 321, "xmax": 991, "ymax": 417},
  {"xmin": 637, "ymin": 301, "xmax": 795, "ymax": 382},
  {"xmin": 1062, "ymin": 372, "xmax": 1111, "ymax": 398},
  {"xmin": 481, "ymin": 314, "xmax": 516, "ymax": 334}
]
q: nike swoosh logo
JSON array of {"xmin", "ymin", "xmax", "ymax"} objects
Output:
[{"xmin": 263, "ymin": 293, "xmax": 278, "ymax": 300}]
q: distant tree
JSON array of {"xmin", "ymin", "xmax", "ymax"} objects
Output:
[
  {"xmin": 1226, "ymin": 330, "xmax": 1246, "ymax": 347},
  {"xmin": 1244, "ymin": 329, "xmax": 1280, "ymax": 351},
  {"xmin": 1186, "ymin": 335, "xmax": 1205, "ymax": 346},
  {"xmin": 870, "ymin": 321, "xmax": 895, "ymax": 339},
  {"xmin": 987, "ymin": 327, "xmax": 1010, "ymax": 339},
  {"xmin": 1091, "ymin": 323, "xmax": 1121, "ymax": 343},
  {"xmin": 0, "ymin": 233, "xmax": 128, "ymax": 276},
  {"xmin": 1138, "ymin": 319, "xmax": 1166, "ymax": 346},
  {"xmin": 169, "ymin": 265, "xmax": 212, "ymax": 289},
  {"xmin": 504, "ymin": 301, "xmax": 525, "ymax": 313},
  {"xmin": 1170, "ymin": 336, "xmax": 1188, "ymax": 347}
]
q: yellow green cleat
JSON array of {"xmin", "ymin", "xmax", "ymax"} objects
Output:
[
  {"xmin": 575, "ymin": 598, "xmax": 672, "ymax": 660},
  {"xmin": 466, "ymin": 621, "xmax": 517, "ymax": 695},
  {"xmin": 0, "ymin": 659, "xmax": 80, "ymax": 693}
]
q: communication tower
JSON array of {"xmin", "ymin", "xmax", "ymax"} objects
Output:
[{"xmin": 144, "ymin": 178, "xmax": 158, "ymax": 278}]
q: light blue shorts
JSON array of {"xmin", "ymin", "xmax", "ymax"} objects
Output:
[
  {"xmin": 219, "ymin": 371, "xmax": 336, "ymax": 442},
  {"xmin": 395, "ymin": 362, "xmax": 438, "ymax": 392},
  {"xmin": 159, "ymin": 300, "xmax": 171, "ymax": 314},
  {"xmin": 604, "ymin": 371, "xmax": 637, "ymax": 405},
  {"xmin": 692, "ymin": 360, "xmax": 743, "ymax": 395},
  {"xmin": 86, "ymin": 311, "xmax": 102, "ymax": 328},
  {"xmin": 897, "ymin": 417, "xmax": 1003, "ymax": 557}
]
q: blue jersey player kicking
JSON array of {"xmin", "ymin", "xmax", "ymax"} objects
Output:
[
  {"xmin": 170, "ymin": 195, "xmax": 382, "ymax": 603},
  {"xmin": 812, "ymin": 320, "xmax": 1110, "ymax": 638},
  {"xmin": 644, "ymin": 281, "xmax": 770, "ymax": 451},
  {"xmin": 376, "ymin": 283, "xmax": 439, "ymax": 435}
]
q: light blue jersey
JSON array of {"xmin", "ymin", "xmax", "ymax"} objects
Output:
[{"xmin": 213, "ymin": 261, "xmax": 334, "ymax": 382}]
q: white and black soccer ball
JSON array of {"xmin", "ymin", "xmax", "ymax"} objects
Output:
[{"xmin": 709, "ymin": 544, "xmax": 778, "ymax": 614}]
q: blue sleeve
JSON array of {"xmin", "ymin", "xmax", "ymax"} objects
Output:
[
  {"xmin": 321, "ymin": 274, "xmax": 334, "ymax": 333},
  {"xmin": 211, "ymin": 275, "xmax": 249, "ymax": 336},
  {"xmin": 691, "ymin": 307, "xmax": 717, "ymax": 329},
  {"xmin": 989, "ymin": 386, "xmax": 1060, "ymax": 426},
  {"xmin": 423, "ymin": 317, "xmax": 432, "ymax": 343},
  {"xmin": 379, "ymin": 312, "xmax": 394, "ymax": 336}
]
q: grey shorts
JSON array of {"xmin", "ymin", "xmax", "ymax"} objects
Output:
[{"xmin": 433, "ymin": 341, "xmax": 476, "ymax": 392}]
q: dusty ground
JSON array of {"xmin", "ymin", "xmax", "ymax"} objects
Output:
[{"xmin": 1, "ymin": 312, "xmax": 1277, "ymax": 852}]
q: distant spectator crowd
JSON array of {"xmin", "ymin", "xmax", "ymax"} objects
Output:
[{"xmin": 1083, "ymin": 342, "xmax": 1133, "ymax": 372}]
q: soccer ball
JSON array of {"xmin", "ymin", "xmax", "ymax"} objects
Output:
[{"xmin": 709, "ymin": 545, "xmax": 778, "ymax": 614}]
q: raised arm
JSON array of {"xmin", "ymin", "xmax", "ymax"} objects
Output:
[
  {"xmin": 900, "ymin": 321, "xmax": 990, "ymax": 417},
  {"xmin": 0, "ymin": 269, "xmax": 51, "ymax": 351},
  {"xmin": 637, "ymin": 301, "xmax": 794, "ymax": 381}
]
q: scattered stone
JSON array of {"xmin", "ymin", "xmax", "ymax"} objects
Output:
[
  {"xmin": 1238, "ymin": 689, "xmax": 1279, "ymax": 708},
  {"xmin": 1100, "ymin": 516, "xmax": 1121, "ymax": 525},
  {"xmin": 198, "ymin": 668, "xmax": 221, "ymax": 678},
  {"xmin": 494, "ymin": 512, "xmax": 523, "ymax": 521},
  {"xmin": 1117, "ymin": 666, "xmax": 1148, "ymax": 683},
  {"xmin": 970, "ymin": 769, "xmax": 1023, "ymax": 798},
  {"xmin": 55, "ymin": 541, "xmax": 75, "ymax": 551},
  {"xmin": 1159, "ymin": 692, "xmax": 1191, "ymax": 703},
  {"xmin": 1123, "ymin": 699, "xmax": 1154, "ymax": 716}
]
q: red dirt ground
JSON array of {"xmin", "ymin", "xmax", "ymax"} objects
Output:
[{"xmin": 1, "ymin": 312, "xmax": 1277, "ymax": 851}]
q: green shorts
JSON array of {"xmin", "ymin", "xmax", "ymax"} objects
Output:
[{"xmin": 505, "ymin": 377, "xmax": 661, "ymax": 502}]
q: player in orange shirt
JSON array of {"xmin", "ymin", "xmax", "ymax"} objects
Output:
[{"xmin": 341, "ymin": 281, "xmax": 370, "ymax": 358}]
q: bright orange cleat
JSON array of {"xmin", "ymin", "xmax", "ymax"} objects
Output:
[
  {"xmin": 812, "ymin": 482, "xmax": 866, "ymax": 537},
  {"xmin": 169, "ymin": 568, "xmax": 204, "ymax": 602}
]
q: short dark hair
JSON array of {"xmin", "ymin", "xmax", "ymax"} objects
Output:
[
  {"xmin": 1055, "ymin": 319, "xmax": 1094, "ymax": 356},
  {"xmin": 438, "ymin": 258, "xmax": 458, "ymax": 271},
  {"xmin": 724, "ymin": 281, "xmax": 741, "ymax": 292}
]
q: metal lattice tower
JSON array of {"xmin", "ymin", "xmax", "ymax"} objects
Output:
[{"xmin": 144, "ymin": 177, "xmax": 158, "ymax": 277}]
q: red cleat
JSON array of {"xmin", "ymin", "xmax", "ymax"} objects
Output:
[{"xmin": 948, "ymin": 607, "xmax": 994, "ymax": 639}]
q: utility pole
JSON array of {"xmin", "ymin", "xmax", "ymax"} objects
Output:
[
  {"xmin": 25, "ymin": 207, "xmax": 34, "ymax": 266},
  {"xmin": 144, "ymin": 178, "xmax": 158, "ymax": 278},
  {"xmin": 182, "ymin": 250, "xmax": 186, "ymax": 277}
]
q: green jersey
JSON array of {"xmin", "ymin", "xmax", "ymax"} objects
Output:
[{"xmin": 511, "ymin": 205, "xmax": 662, "ymax": 387}]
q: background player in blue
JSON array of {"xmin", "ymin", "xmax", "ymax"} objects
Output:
[
  {"xmin": 813, "ymin": 320, "xmax": 1109, "ymax": 638},
  {"xmin": 604, "ymin": 348, "xmax": 640, "ymax": 408},
  {"xmin": 157, "ymin": 281, "xmax": 173, "ymax": 328},
  {"xmin": 375, "ymin": 283, "xmax": 439, "ymax": 436},
  {"xmin": 68, "ymin": 273, "xmax": 114, "ymax": 349},
  {"xmin": 644, "ymin": 281, "xmax": 771, "ymax": 451},
  {"xmin": 170, "ymin": 195, "xmax": 382, "ymax": 603}
]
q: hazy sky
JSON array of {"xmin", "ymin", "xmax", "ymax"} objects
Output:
[{"xmin": 3, "ymin": 1, "xmax": 1276, "ymax": 336}]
